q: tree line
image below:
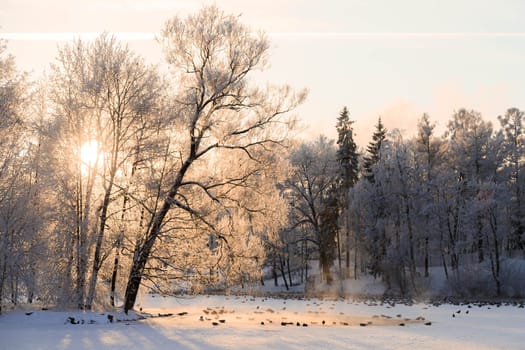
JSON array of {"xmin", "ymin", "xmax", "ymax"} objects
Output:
[
  {"xmin": 280, "ymin": 107, "xmax": 524, "ymax": 299},
  {"xmin": 0, "ymin": 6, "xmax": 523, "ymax": 315}
]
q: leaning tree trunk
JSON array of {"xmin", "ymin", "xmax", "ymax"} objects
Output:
[
  {"xmin": 123, "ymin": 160, "xmax": 191, "ymax": 313},
  {"xmin": 123, "ymin": 227, "xmax": 160, "ymax": 313},
  {"xmin": 124, "ymin": 117, "xmax": 202, "ymax": 313}
]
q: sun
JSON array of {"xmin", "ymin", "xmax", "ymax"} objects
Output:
[{"xmin": 80, "ymin": 140, "xmax": 101, "ymax": 171}]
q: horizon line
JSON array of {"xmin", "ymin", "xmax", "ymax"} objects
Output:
[{"xmin": 2, "ymin": 31, "xmax": 525, "ymax": 41}]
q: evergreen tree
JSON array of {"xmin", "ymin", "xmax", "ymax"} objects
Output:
[
  {"xmin": 336, "ymin": 107, "xmax": 359, "ymax": 190},
  {"xmin": 362, "ymin": 117, "xmax": 387, "ymax": 183},
  {"xmin": 335, "ymin": 106, "xmax": 359, "ymax": 278}
]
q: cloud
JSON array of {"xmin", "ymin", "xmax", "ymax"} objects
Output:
[
  {"xmin": 0, "ymin": 32, "xmax": 156, "ymax": 41},
  {"xmin": 353, "ymin": 99, "xmax": 421, "ymax": 146},
  {"xmin": 267, "ymin": 32, "xmax": 525, "ymax": 38},
  {"xmin": 430, "ymin": 81, "xmax": 513, "ymax": 134},
  {"xmin": 351, "ymin": 82, "xmax": 516, "ymax": 146}
]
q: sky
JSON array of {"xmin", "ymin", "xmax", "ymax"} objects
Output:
[{"xmin": 1, "ymin": 0, "xmax": 524, "ymax": 146}]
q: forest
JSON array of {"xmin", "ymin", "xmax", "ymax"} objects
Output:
[{"xmin": 0, "ymin": 6, "xmax": 524, "ymax": 315}]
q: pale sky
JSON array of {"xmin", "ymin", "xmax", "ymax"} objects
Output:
[{"xmin": 1, "ymin": 0, "xmax": 524, "ymax": 146}]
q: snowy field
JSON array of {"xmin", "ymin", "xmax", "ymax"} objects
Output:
[{"xmin": 0, "ymin": 294, "xmax": 524, "ymax": 350}]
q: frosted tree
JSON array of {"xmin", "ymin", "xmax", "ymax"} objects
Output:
[
  {"xmin": 356, "ymin": 118, "xmax": 388, "ymax": 280},
  {"xmin": 284, "ymin": 136, "xmax": 339, "ymax": 284},
  {"xmin": 414, "ymin": 113, "xmax": 443, "ymax": 277},
  {"xmin": 318, "ymin": 183, "xmax": 339, "ymax": 284},
  {"xmin": 48, "ymin": 42, "xmax": 103, "ymax": 307},
  {"xmin": 362, "ymin": 117, "xmax": 387, "ymax": 183},
  {"xmin": 358, "ymin": 130, "xmax": 419, "ymax": 293},
  {"xmin": 48, "ymin": 34, "xmax": 165, "ymax": 309},
  {"xmin": 79, "ymin": 35, "xmax": 164, "ymax": 310},
  {"xmin": 498, "ymin": 108, "xmax": 525, "ymax": 252},
  {"xmin": 337, "ymin": 107, "xmax": 359, "ymax": 189},
  {"xmin": 445, "ymin": 109, "xmax": 494, "ymax": 263},
  {"xmin": 122, "ymin": 6, "xmax": 305, "ymax": 312},
  {"xmin": 137, "ymin": 148, "xmax": 289, "ymax": 294},
  {"xmin": 335, "ymin": 106, "xmax": 359, "ymax": 278},
  {"xmin": 0, "ymin": 40, "xmax": 32, "ymax": 313}
]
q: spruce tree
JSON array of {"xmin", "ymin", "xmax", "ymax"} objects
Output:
[
  {"xmin": 336, "ymin": 107, "xmax": 359, "ymax": 191},
  {"xmin": 336, "ymin": 106, "xmax": 359, "ymax": 278},
  {"xmin": 363, "ymin": 117, "xmax": 387, "ymax": 183}
]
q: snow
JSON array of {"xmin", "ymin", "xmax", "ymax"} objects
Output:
[{"xmin": 1, "ymin": 295, "xmax": 524, "ymax": 349}]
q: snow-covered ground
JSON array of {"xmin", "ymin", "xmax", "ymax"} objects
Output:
[{"xmin": 1, "ymin": 294, "xmax": 523, "ymax": 349}]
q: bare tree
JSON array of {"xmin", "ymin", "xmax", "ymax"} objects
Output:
[
  {"xmin": 0, "ymin": 40, "xmax": 29, "ymax": 314},
  {"xmin": 123, "ymin": 6, "xmax": 305, "ymax": 312},
  {"xmin": 498, "ymin": 108, "xmax": 525, "ymax": 252},
  {"xmin": 283, "ymin": 136, "xmax": 339, "ymax": 285},
  {"xmin": 83, "ymin": 35, "xmax": 164, "ymax": 310},
  {"xmin": 48, "ymin": 34, "xmax": 165, "ymax": 309}
]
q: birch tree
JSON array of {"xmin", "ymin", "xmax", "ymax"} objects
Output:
[
  {"xmin": 49, "ymin": 34, "xmax": 164, "ymax": 308},
  {"xmin": 445, "ymin": 109, "xmax": 493, "ymax": 263},
  {"xmin": 0, "ymin": 40, "xmax": 29, "ymax": 313}
]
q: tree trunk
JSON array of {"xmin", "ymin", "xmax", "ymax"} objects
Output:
[
  {"xmin": 299, "ymin": 249, "xmax": 303, "ymax": 284},
  {"xmin": 75, "ymin": 177, "xmax": 86, "ymax": 309},
  {"xmin": 336, "ymin": 229, "xmax": 342, "ymax": 279},
  {"xmin": 447, "ymin": 206, "xmax": 459, "ymax": 271},
  {"xmin": 437, "ymin": 204, "xmax": 449, "ymax": 280},
  {"xmin": 345, "ymin": 214, "xmax": 351, "ymax": 279},
  {"xmin": 354, "ymin": 234, "xmax": 358, "ymax": 280},
  {"xmin": 304, "ymin": 241, "xmax": 308, "ymax": 287},
  {"xmin": 60, "ymin": 232, "xmax": 75, "ymax": 308},
  {"xmin": 76, "ymin": 158, "xmax": 96, "ymax": 309},
  {"xmin": 124, "ymin": 243, "xmax": 152, "ymax": 313},
  {"xmin": 286, "ymin": 255, "xmax": 293, "ymax": 287},
  {"xmin": 124, "ymin": 148, "xmax": 196, "ymax": 313},
  {"xmin": 404, "ymin": 199, "xmax": 417, "ymax": 293},
  {"xmin": 272, "ymin": 253, "xmax": 278, "ymax": 287},
  {"xmin": 123, "ymin": 190, "xmax": 178, "ymax": 313},
  {"xmin": 441, "ymin": 249, "xmax": 449, "ymax": 280},
  {"xmin": 354, "ymin": 217, "xmax": 359, "ymax": 280},
  {"xmin": 278, "ymin": 254, "xmax": 289, "ymax": 290},
  {"xmin": 424, "ymin": 237, "xmax": 429, "ymax": 278},
  {"xmin": 110, "ymin": 240, "xmax": 120, "ymax": 307},
  {"xmin": 0, "ymin": 254, "xmax": 6, "ymax": 314},
  {"xmin": 86, "ymin": 174, "xmax": 115, "ymax": 310},
  {"xmin": 488, "ymin": 208, "xmax": 501, "ymax": 296},
  {"xmin": 11, "ymin": 274, "xmax": 18, "ymax": 305},
  {"xmin": 320, "ymin": 250, "xmax": 332, "ymax": 285},
  {"xmin": 477, "ymin": 217, "xmax": 484, "ymax": 263}
]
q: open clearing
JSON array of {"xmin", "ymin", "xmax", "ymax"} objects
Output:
[{"xmin": 0, "ymin": 294, "xmax": 523, "ymax": 349}]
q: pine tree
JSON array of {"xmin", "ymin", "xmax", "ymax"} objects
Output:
[{"xmin": 363, "ymin": 117, "xmax": 387, "ymax": 183}]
